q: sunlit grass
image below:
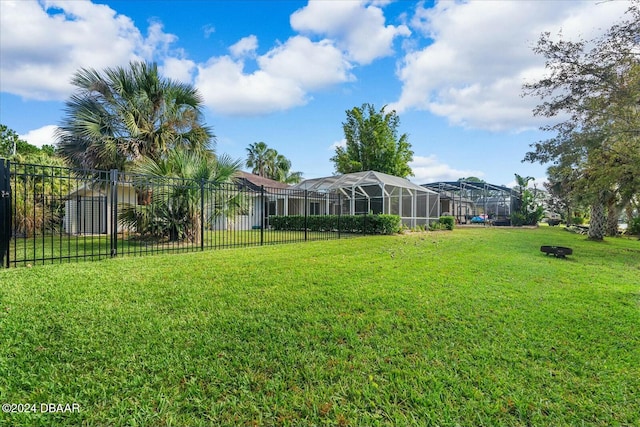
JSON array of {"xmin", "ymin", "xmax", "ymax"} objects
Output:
[
  {"xmin": 7, "ymin": 229, "xmax": 343, "ymax": 266},
  {"xmin": 1, "ymin": 227, "xmax": 639, "ymax": 426}
]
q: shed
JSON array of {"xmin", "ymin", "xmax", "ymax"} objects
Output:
[{"xmin": 63, "ymin": 183, "xmax": 137, "ymax": 235}]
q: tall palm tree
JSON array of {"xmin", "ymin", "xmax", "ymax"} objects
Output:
[
  {"xmin": 245, "ymin": 142, "xmax": 276, "ymax": 177},
  {"xmin": 272, "ymin": 154, "xmax": 303, "ymax": 184},
  {"xmin": 57, "ymin": 61, "xmax": 213, "ymax": 171},
  {"xmin": 245, "ymin": 142, "xmax": 303, "ymax": 183}
]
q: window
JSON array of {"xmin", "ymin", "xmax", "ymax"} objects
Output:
[{"xmin": 309, "ymin": 202, "xmax": 321, "ymax": 215}]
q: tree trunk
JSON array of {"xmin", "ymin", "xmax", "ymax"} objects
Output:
[
  {"xmin": 605, "ymin": 196, "xmax": 620, "ymax": 237},
  {"xmin": 588, "ymin": 197, "xmax": 606, "ymax": 240}
]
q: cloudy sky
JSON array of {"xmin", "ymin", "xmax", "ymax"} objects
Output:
[{"xmin": 0, "ymin": 0, "xmax": 631, "ymax": 186}]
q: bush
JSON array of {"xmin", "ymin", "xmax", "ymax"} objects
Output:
[
  {"xmin": 438, "ymin": 216, "xmax": 455, "ymax": 230},
  {"xmin": 627, "ymin": 217, "xmax": 640, "ymax": 235},
  {"xmin": 429, "ymin": 221, "xmax": 447, "ymax": 231},
  {"xmin": 269, "ymin": 214, "xmax": 401, "ymax": 235},
  {"xmin": 572, "ymin": 216, "xmax": 586, "ymax": 225}
]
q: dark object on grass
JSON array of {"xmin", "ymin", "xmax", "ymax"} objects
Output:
[
  {"xmin": 547, "ymin": 219, "xmax": 561, "ymax": 226},
  {"xmin": 540, "ymin": 245, "xmax": 573, "ymax": 258}
]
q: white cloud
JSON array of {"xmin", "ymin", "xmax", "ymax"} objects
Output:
[
  {"xmin": 230, "ymin": 35, "xmax": 258, "ymax": 58},
  {"xmin": 0, "ymin": 0, "xmax": 178, "ymax": 100},
  {"xmin": 290, "ymin": 0, "xmax": 410, "ymax": 65},
  {"xmin": 196, "ymin": 56, "xmax": 307, "ymax": 116},
  {"xmin": 409, "ymin": 154, "xmax": 485, "ymax": 184},
  {"xmin": 19, "ymin": 125, "xmax": 58, "ymax": 148},
  {"xmin": 161, "ymin": 58, "xmax": 196, "ymax": 83},
  {"xmin": 391, "ymin": 0, "xmax": 631, "ymax": 131},
  {"xmin": 203, "ymin": 24, "xmax": 215, "ymax": 39},
  {"xmin": 197, "ymin": 36, "xmax": 353, "ymax": 115},
  {"xmin": 258, "ymin": 36, "xmax": 353, "ymax": 90}
]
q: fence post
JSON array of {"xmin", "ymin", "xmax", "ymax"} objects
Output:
[
  {"xmin": 363, "ymin": 213, "xmax": 367, "ymax": 236},
  {"xmin": 260, "ymin": 185, "xmax": 265, "ymax": 246},
  {"xmin": 304, "ymin": 189, "xmax": 308, "ymax": 241},
  {"xmin": 337, "ymin": 192, "xmax": 341, "ymax": 239},
  {"xmin": 0, "ymin": 159, "xmax": 11, "ymax": 268},
  {"xmin": 109, "ymin": 169, "xmax": 118, "ymax": 257},
  {"xmin": 200, "ymin": 179, "xmax": 205, "ymax": 251}
]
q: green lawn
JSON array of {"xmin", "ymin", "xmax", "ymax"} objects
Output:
[
  {"xmin": 7, "ymin": 229, "xmax": 341, "ymax": 267},
  {"xmin": 1, "ymin": 227, "xmax": 639, "ymax": 426}
]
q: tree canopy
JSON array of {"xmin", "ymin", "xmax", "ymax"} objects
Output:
[
  {"xmin": 1, "ymin": 124, "xmax": 60, "ymax": 166},
  {"xmin": 523, "ymin": 3, "xmax": 640, "ymax": 240},
  {"xmin": 245, "ymin": 142, "xmax": 302, "ymax": 184},
  {"xmin": 57, "ymin": 61, "xmax": 213, "ymax": 171},
  {"xmin": 331, "ymin": 104, "xmax": 413, "ymax": 178}
]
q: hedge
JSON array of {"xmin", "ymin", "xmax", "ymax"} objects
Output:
[{"xmin": 269, "ymin": 214, "xmax": 402, "ymax": 235}]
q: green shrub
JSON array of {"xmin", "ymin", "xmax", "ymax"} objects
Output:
[
  {"xmin": 269, "ymin": 214, "xmax": 401, "ymax": 235},
  {"xmin": 438, "ymin": 216, "xmax": 455, "ymax": 230},
  {"xmin": 572, "ymin": 216, "xmax": 586, "ymax": 225},
  {"xmin": 429, "ymin": 221, "xmax": 447, "ymax": 231},
  {"xmin": 627, "ymin": 217, "xmax": 640, "ymax": 235}
]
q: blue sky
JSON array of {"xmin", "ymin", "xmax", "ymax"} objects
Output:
[{"xmin": 0, "ymin": 0, "xmax": 631, "ymax": 187}]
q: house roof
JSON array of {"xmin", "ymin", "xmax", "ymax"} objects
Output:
[
  {"xmin": 235, "ymin": 171, "xmax": 291, "ymax": 191},
  {"xmin": 294, "ymin": 170, "xmax": 437, "ymax": 194}
]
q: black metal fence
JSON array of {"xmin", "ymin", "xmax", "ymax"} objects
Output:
[{"xmin": 0, "ymin": 159, "xmax": 345, "ymax": 268}]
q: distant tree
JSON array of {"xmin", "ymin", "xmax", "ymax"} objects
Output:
[
  {"xmin": 245, "ymin": 142, "xmax": 302, "ymax": 184},
  {"xmin": 57, "ymin": 61, "xmax": 212, "ymax": 171},
  {"xmin": 457, "ymin": 176, "xmax": 485, "ymax": 183},
  {"xmin": 272, "ymin": 153, "xmax": 303, "ymax": 184},
  {"xmin": 511, "ymin": 174, "xmax": 544, "ymax": 226},
  {"xmin": 1, "ymin": 124, "xmax": 61, "ymax": 163},
  {"xmin": 331, "ymin": 104, "xmax": 413, "ymax": 178},
  {"xmin": 246, "ymin": 142, "xmax": 276, "ymax": 178}
]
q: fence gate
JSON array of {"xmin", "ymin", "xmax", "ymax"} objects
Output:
[{"xmin": 0, "ymin": 159, "xmax": 10, "ymax": 268}]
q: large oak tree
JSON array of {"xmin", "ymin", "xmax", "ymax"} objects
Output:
[{"xmin": 523, "ymin": 3, "xmax": 640, "ymax": 240}]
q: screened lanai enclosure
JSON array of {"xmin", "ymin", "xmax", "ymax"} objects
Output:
[
  {"xmin": 294, "ymin": 171, "xmax": 439, "ymax": 228},
  {"xmin": 422, "ymin": 181, "xmax": 518, "ymax": 225}
]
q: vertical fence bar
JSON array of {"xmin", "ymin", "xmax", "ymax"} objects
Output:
[
  {"xmin": 0, "ymin": 159, "xmax": 11, "ymax": 268},
  {"xmin": 304, "ymin": 189, "xmax": 308, "ymax": 242},
  {"xmin": 260, "ymin": 185, "xmax": 265, "ymax": 246},
  {"xmin": 110, "ymin": 169, "xmax": 118, "ymax": 257},
  {"xmin": 337, "ymin": 191, "xmax": 341, "ymax": 240},
  {"xmin": 200, "ymin": 179, "xmax": 205, "ymax": 251}
]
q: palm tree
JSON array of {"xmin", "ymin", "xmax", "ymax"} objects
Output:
[
  {"xmin": 246, "ymin": 142, "xmax": 276, "ymax": 177},
  {"xmin": 246, "ymin": 142, "xmax": 302, "ymax": 183},
  {"xmin": 57, "ymin": 61, "xmax": 212, "ymax": 171},
  {"xmin": 119, "ymin": 149, "xmax": 242, "ymax": 243},
  {"xmin": 272, "ymin": 154, "xmax": 303, "ymax": 184}
]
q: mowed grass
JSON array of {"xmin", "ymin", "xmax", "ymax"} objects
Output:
[
  {"xmin": 8, "ymin": 230, "xmax": 341, "ymax": 266},
  {"xmin": 0, "ymin": 227, "xmax": 638, "ymax": 426}
]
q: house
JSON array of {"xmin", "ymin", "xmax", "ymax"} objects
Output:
[{"xmin": 220, "ymin": 171, "xmax": 294, "ymax": 230}]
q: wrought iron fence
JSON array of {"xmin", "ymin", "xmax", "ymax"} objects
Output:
[{"xmin": 0, "ymin": 159, "xmax": 344, "ymax": 268}]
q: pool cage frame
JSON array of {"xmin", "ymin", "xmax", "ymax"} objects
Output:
[
  {"xmin": 294, "ymin": 171, "xmax": 440, "ymax": 228},
  {"xmin": 422, "ymin": 181, "xmax": 519, "ymax": 225}
]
